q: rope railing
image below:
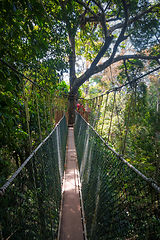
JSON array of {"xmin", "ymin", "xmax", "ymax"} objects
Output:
[
  {"xmin": 81, "ymin": 77, "xmax": 160, "ymax": 186},
  {"xmin": 74, "ymin": 112, "xmax": 160, "ymax": 240},
  {"xmin": 0, "ymin": 115, "xmax": 68, "ymax": 239}
]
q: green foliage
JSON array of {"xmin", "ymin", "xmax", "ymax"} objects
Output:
[
  {"xmin": 85, "ymin": 76, "xmax": 107, "ymax": 98},
  {"xmin": 0, "ymin": 80, "xmax": 68, "ymax": 188},
  {"xmin": 55, "ymin": 81, "xmax": 69, "ymax": 96},
  {"xmin": 0, "ymin": 0, "xmax": 70, "ymax": 186},
  {"xmin": 130, "ymin": 9, "xmax": 160, "ymax": 51},
  {"xmin": 86, "ymin": 77, "xmax": 160, "ymax": 182},
  {"xmin": 118, "ymin": 84, "xmax": 156, "ymax": 176},
  {"xmin": 0, "ymin": 72, "xmax": 68, "ymax": 188},
  {"xmin": 76, "ymin": 25, "xmax": 104, "ymax": 61},
  {"xmin": 0, "ymin": 0, "xmax": 69, "ymax": 81},
  {"xmin": 118, "ymin": 59, "xmax": 144, "ymax": 84},
  {"xmin": 74, "ymin": 0, "xmax": 160, "ymax": 63}
]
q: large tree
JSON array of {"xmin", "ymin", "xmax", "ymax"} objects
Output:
[
  {"xmin": 47, "ymin": 0, "xmax": 160, "ymax": 123},
  {"xmin": 1, "ymin": 0, "xmax": 160, "ymax": 124}
]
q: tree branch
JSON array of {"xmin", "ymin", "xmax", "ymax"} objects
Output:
[
  {"xmin": 75, "ymin": 0, "xmax": 100, "ymax": 20},
  {"xmin": 83, "ymin": 16, "xmax": 121, "ymax": 23},
  {"xmin": 93, "ymin": 54, "xmax": 160, "ymax": 75},
  {"xmin": 109, "ymin": 2, "xmax": 160, "ymax": 34},
  {"xmin": 106, "ymin": 17, "xmax": 122, "ymax": 22},
  {"xmin": 70, "ymin": 1, "xmax": 160, "ymax": 95},
  {"xmin": 91, "ymin": 0, "xmax": 109, "ymax": 39},
  {"xmin": 101, "ymin": 12, "xmax": 108, "ymax": 38},
  {"xmin": 71, "ymin": 35, "xmax": 113, "ymax": 93},
  {"xmin": 92, "ymin": 0, "xmax": 103, "ymax": 11},
  {"xmin": 71, "ymin": 0, "xmax": 129, "ymax": 94},
  {"xmin": 103, "ymin": 0, "xmax": 129, "ymax": 65},
  {"xmin": 104, "ymin": 0, "xmax": 112, "ymax": 12}
]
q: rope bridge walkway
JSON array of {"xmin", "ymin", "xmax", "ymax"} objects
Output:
[
  {"xmin": 0, "ymin": 59, "xmax": 160, "ymax": 239},
  {"xmin": 0, "ymin": 112, "xmax": 160, "ymax": 239},
  {"xmin": 59, "ymin": 126, "xmax": 83, "ymax": 240}
]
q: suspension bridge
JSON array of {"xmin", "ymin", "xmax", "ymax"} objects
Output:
[{"xmin": 0, "ymin": 60, "xmax": 160, "ymax": 239}]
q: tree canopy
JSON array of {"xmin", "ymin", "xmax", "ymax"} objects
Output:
[
  {"xmin": 0, "ymin": 0, "xmax": 69, "ymax": 88},
  {"xmin": 38, "ymin": 0, "xmax": 158, "ymax": 94},
  {"xmin": 1, "ymin": 0, "xmax": 160, "ymax": 93}
]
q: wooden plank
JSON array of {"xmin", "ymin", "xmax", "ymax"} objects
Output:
[{"xmin": 59, "ymin": 127, "xmax": 84, "ymax": 240}]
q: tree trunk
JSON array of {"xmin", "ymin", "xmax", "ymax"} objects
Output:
[
  {"xmin": 69, "ymin": 34, "xmax": 76, "ymax": 90},
  {"xmin": 68, "ymin": 33, "xmax": 77, "ymax": 124},
  {"xmin": 85, "ymin": 60, "xmax": 90, "ymax": 96},
  {"xmin": 68, "ymin": 93, "xmax": 76, "ymax": 125}
]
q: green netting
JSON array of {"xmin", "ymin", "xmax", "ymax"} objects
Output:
[
  {"xmin": 74, "ymin": 112, "xmax": 160, "ymax": 240},
  {"xmin": 0, "ymin": 115, "xmax": 68, "ymax": 240}
]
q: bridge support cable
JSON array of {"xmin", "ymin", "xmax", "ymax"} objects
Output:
[
  {"xmin": 74, "ymin": 112, "xmax": 160, "ymax": 239},
  {"xmin": 23, "ymin": 81, "xmax": 32, "ymax": 152},
  {"xmin": 121, "ymin": 91, "xmax": 134, "ymax": 156},
  {"xmin": 0, "ymin": 115, "xmax": 68, "ymax": 240},
  {"xmin": 95, "ymin": 96, "xmax": 103, "ymax": 131},
  {"xmin": 43, "ymin": 95, "xmax": 49, "ymax": 135},
  {"xmin": 101, "ymin": 92, "xmax": 109, "ymax": 135},
  {"xmin": 35, "ymin": 86, "xmax": 43, "ymax": 143},
  {"xmin": 114, "ymin": 96, "xmax": 123, "ymax": 143},
  {"xmin": 107, "ymin": 91, "xmax": 116, "ymax": 144}
]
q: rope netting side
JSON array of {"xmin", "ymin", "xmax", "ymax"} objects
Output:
[
  {"xmin": 0, "ymin": 59, "xmax": 68, "ymax": 187},
  {"xmin": 74, "ymin": 112, "xmax": 160, "ymax": 240},
  {"xmin": 0, "ymin": 115, "xmax": 68, "ymax": 240},
  {"xmin": 83, "ymin": 88, "xmax": 144, "ymax": 160}
]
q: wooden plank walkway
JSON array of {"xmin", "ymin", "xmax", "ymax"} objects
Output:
[{"xmin": 59, "ymin": 127, "xmax": 84, "ymax": 240}]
